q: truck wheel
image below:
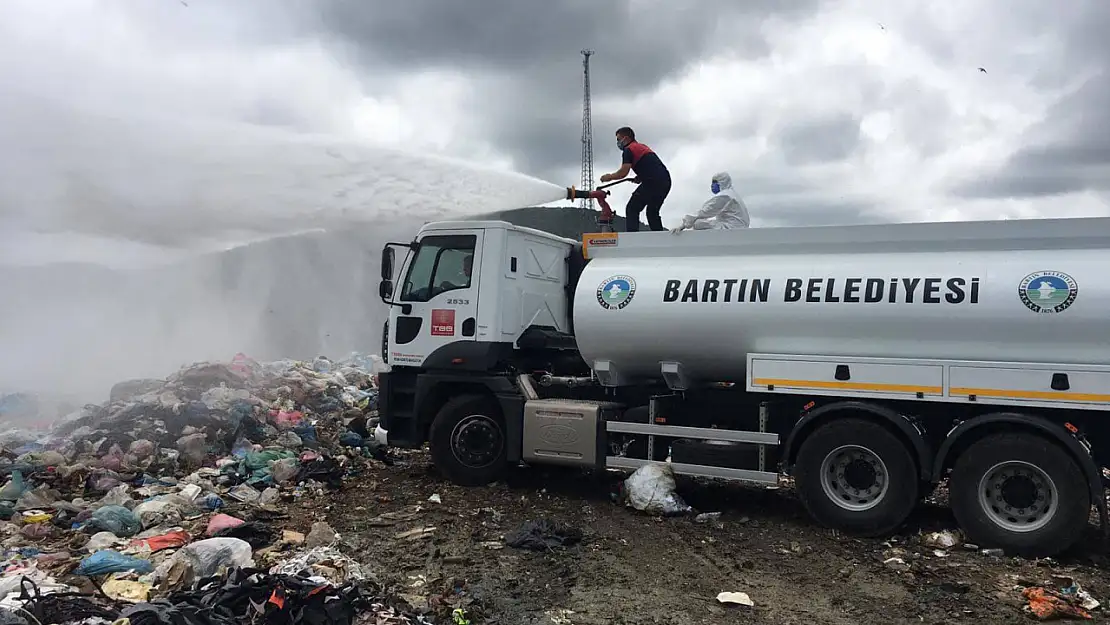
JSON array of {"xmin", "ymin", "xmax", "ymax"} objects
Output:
[
  {"xmin": 429, "ymin": 394, "xmax": 507, "ymax": 487},
  {"xmin": 949, "ymin": 432, "xmax": 1089, "ymax": 558},
  {"xmin": 794, "ymin": 418, "xmax": 919, "ymax": 536}
]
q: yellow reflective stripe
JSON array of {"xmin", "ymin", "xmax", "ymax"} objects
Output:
[
  {"xmin": 950, "ymin": 387, "xmax": 1110, "ymax": 403},
  {"xmin": 752, "ymin": 378, "xmax": 942, "ymax": 394}
]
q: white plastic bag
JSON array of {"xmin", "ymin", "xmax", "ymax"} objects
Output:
[
  {"xmin": 133, "ymin": 499, "xmax": 184, "ymax": 529},
  {"xmin": 155, "ymin": 537, "xmax": 254, "ymax": 584},
  {"xmin": 623, "ymin": 463, "xmax": 692, "ymax": 516}
]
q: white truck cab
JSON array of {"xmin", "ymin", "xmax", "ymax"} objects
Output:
[{"xmin": 379, "ymin": 221, "xmax": 577, "ymax": 371}]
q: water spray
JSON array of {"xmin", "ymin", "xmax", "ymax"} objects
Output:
[{"xmin": 563, "ymin": 179, "xmax": 634, "ymax": 232}]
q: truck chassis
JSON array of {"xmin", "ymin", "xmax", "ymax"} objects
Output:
[{"xmin": 378, "ymin": 350, "xmax": 1110, "ymax": 558}]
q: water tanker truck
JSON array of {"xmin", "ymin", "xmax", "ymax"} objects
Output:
[{"xmin": 374, "ymin": 215, "xmax": 1110, "ymax": 557}]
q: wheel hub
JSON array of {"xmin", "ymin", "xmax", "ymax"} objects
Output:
[
  {"xmin": 978, "ymin": 461, "xmax": 1058, "ymax": 533},
  {"xmin": 450, "ymin": 414, "xmax": 504, "ymax": 470},
  {"xmin": 819, "ymin": 445, "xmax": 889, "ymax": 512}
]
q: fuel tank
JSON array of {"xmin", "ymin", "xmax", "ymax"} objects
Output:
[{"xmin": 572, "ymin": 217, "xmax": 1110, "ymax": 385}]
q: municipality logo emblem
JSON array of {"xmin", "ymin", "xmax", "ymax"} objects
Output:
[
  {"xmin": 1019, "ymin": 271, "xmax": 1078, "ymax": 314},
  {"xmin": 597, "ymin": 275, "xmax": 636, "ymax": 310}
]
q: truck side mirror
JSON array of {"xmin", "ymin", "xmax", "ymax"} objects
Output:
[
  {"xmin": 381, "ymin": 247, "xmax": 394, "ymax": 280},
  {"xmin": 379, "ymin": 279, "xmax": 394, "ymax": 301}
]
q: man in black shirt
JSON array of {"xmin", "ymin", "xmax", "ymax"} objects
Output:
[{"xmin": 599, "ymin": 126, "xmax": 672, "ymax": 232}]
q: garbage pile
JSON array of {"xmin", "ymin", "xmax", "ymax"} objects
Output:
[{"xmin": 0, "ymin": 353, "xmax": 432, "ymax": 624}]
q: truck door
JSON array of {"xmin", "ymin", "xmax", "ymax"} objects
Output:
[{"xmin": 390, "ymin": 231, "xmax": 483, "ymax": 367}]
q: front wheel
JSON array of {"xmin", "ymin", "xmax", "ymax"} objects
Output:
[
  {"xmin": 949, "ymin": 432, "xmax": 1089, "ymax": 558},
  {"xmin": 794, "ymin": 418, "xmax": 919, "ymax": 536},
  {"xmin": 429, "ymin": 394, "xmax": 507, "ymax": 486}
]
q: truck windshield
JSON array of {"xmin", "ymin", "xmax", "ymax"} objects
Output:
[{"xmin": 399, "ymin": 234, "xmax": 476, "ymax": 303}]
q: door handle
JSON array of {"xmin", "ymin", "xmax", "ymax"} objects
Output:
[{"xmin": 462, "ymin": 318, "xmax": 476, "ymax": 337}]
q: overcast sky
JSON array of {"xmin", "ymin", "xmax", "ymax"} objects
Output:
[{"xmin": 2, "ymin": 0, "xmax": 1109, "ymax": 240}]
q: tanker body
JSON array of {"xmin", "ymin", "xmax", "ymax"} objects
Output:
[
  {"xmin": 375, "ymin": 216, "xmax": 1110, "ymax": 558},
  {"xmin": 573, "ymin": 236, "xmax": 1110, "ymax": 385}
]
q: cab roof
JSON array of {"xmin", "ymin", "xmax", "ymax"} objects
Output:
[{"xmin": 418, "ymin": 220, "xmax": 579, "ymax": 246}]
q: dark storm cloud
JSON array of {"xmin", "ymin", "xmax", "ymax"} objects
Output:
[
  {"xmin": 776, "ymin": 113, "xmax": 863, "ymax": 166},
  {"xmin": 312, "ymin": 0, "xmax": 812, "ymax": 93},
  {"xmin": 949, "ymin": 1, "xmax": 1110, "ymax": 199},
  {"xmin": 301, "ymin": 0, "xmax": 819, "ymax": 182}
]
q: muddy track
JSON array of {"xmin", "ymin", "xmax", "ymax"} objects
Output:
[{"xmin": 328, "ymin": 451, "xmax": 1110, "ymax": 624}]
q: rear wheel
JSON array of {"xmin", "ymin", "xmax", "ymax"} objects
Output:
[
  {"xmin": 429, "ymin": 394, "xmax": 507, "ymax": 486},
  {"xmin": 794, "ymin": 418, "xmax": 919, "ymax": 536},
  {"xmin": 949, "ymin": 432, "xmax": 1089, "ymax": 558}
]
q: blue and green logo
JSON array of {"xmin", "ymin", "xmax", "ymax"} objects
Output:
[
  {"xmin": 597, "ymin": 275, "xmax": 636, "ymax": 310},
  {"xmin": 1019, "ymin": 271, "xmax": 1077, "ymax": 314}
]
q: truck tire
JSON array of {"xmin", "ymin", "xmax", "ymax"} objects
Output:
[
  {"xmin": 670, "ymin": 439, "xmax": 760, "ymax": 470},
  {"xmin": 429, "ymin": 394, "xmax": 507, "ymax": 487},
  {"xmin": 948, "ymin": 432, "xmax": 1089, "ymax": 558},
  {"xmin": 794, "ymin": 418, "xmax": 918, "ymax": 536}
]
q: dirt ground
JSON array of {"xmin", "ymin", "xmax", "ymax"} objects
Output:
[{"xmin": 325, "ymin": 450, "xmax": 1110, "ymax": 624}]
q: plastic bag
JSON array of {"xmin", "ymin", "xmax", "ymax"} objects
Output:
[
  {"xmin": 131, "ymin": 529, "xmax": 191, "ymax": 552},
  {"xmin": 75, "ymin": 550, "xmax": 153, "ymax": 575},
  {"xmin": 15, "ymin": 487, "xmax": 57, "ymax": 511},
  {"xmin": 277, "ymin": 432, "xmax": 302, "ymax": 448},
  {"xmin": 87, "ymin": 505, "xmax": 142, "ymax": 537},
  {"xmin": 623, "ymin": 464, "xmax": 692, "ymax": 516},
  {"xmin": 270, "ymin": 547, "xmax": 365, "ymax": 584},
  {"xmin": 134, "ymin": 499, "xmax": 184, "ymax": 529},
  {"xmin": 100, "ymin": 444, "xmax": 124, "ymax": 471},
  {"xmin": 206, "ymin": 514, "xmax": 245, "ymax": 536},
  {"xmin": 87, "ymin": 470, "xmax": 123, "ymax": 493},
  {"xmin": 161, "ymin": 537, "xmax": 253, "ymax": 580},
  {"xmin": 231, "ymin": 437, "xmax": 254, "ymax": 459},
  {"xmin": 0, "ymin": 470, "xmax": 26, "ymax": 501},
  {"xmin": 244, "ymin": 450, "xmax": 293, "ymax": 471},
  {"xmin": 128, "ymin": 439, "xmax": 156, "ymax": 460},
  {"xmin": 86, "ymin": 531, "xmax": 124, "ymax": 553},
  {"xmin": 98, "ymin": 484, "xmax": 133, "ymax": 508},
  {"xmin": 200, "ymin": 385, "xmax": 252, "ymax": 411},
  {"xmin": 15, "ymin": 450, "xmax": 66, "ymax": 468},
  {"xmin": 272, "ymin": 410, "xmax": 303, "ymax": 430},
  {"xmin": 258, "ymin": 487, "xmax": 281, "ymax": 506},
  {"xmin": 269, "ymin": 458, "xmax": 300, "ymax": 484},
  {"xmin": 339, "ymin": 431, "xmax": 363, "ymax": 447},
  {"xmin": 294, "ymin": 422, "xmax": 318, "ymax": 445},
  {"xmin": 176, "ymin": 433, "xmax": 208, "ymax": 466},
  {"xmin": 20, "ymin": 523, "xmax": 55, "ymax": 539}
]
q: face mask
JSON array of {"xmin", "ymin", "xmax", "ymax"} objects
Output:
[
  {"xmin": 711, "ymin": 181, "xmax": 721, "ymax": 194},
  {"xmin": 617, "ymin": 139, "xmax": 626, "ymax": 150}
]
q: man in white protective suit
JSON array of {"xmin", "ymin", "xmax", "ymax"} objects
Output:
[{"xmin": 670, "ymin": 171, "xmax": 750, "ymax": 233}]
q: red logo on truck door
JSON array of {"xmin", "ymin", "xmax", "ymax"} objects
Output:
[{"xmin": 431, "ymin": 309, "xmax": 456, "ymax": 336}]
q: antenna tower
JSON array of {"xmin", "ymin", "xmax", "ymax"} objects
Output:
[{"xmin": 579, "ymin": 49, "xmax": 595, "ymax": 210}]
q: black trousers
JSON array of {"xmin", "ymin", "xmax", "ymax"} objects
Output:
[{"xmin": 625, "ymin": 179, "xmax": 671, "ymax": 232}]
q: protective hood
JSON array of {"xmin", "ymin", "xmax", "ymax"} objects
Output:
[
  {"xmin": 682, "ymin": 171, "xmax": 750, "ymax": 230},
  {"xmin": 711, "ymin": 171, "xmax": 733, "ymax": 191}
]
